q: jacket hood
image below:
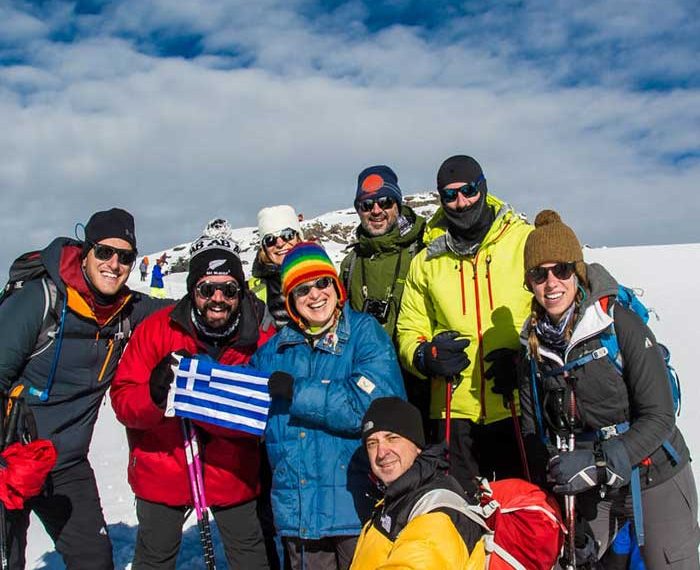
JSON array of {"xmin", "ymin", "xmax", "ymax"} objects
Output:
[
  {"xmin": 40, "ymin": 237, "xmax": 82, "ymax": 295},
  {"xmin": 578, "ymin": 262, "xmax": 619, "ymax": 311},
  {"xmin": 423, "ymin": 194, "xmax": 524, "ymax": 258},
  {"xmin": 351, "ymin": 205, "xmax": 425, "ymax": 257}
]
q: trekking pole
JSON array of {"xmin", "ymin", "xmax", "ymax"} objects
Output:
[
  {"xmin": 561, "ymin": 373, "xmax": 578, "ymax": 570},
  {"xmin": 181, "ymin": 419, "xmax": 216, "ymax": 570},
  {"xmin": 0, "ymin": 393, "xmax": 8, "ymax": 570},
  {"xmin": 445, "ymin": 378, "xmax": 453, "ymax": 447},
  {"xmin": 508, "ymin": 399, "xmax": 532, "ymax": 482}
]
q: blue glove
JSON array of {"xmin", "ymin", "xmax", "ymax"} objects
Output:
[
  {"xmin": 548, "ymin": 438, "xmax": 631, "ymax": 495},
  {"xmin": 414, "ymin": 331, "xmax": 470, "ymax": 378}
]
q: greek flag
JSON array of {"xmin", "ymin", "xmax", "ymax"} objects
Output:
[{"xmin": 165, "ymin": 357, "xmax": 270, "ymax": 436}]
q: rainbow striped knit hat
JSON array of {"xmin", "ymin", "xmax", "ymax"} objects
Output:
[{"xmin": 280, "ymin": 242, "xmax": 347, "ymax": 323}]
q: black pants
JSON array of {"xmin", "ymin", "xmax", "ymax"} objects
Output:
[
  {"xmin": 4, "ymin": 459, "xmax": 113, "ymax": 570},
  {"xmin": 432, "ymin": 416, "xmax": 525, "ymax": 492},
  {"xmin": 132, "ymin": 497, "xmax": 269, "ymax": 569},
  {"xmin": 283, "ymin": 536, "xmax": 358, "ymax": 570}
]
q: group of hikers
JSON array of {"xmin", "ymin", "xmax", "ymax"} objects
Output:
[{"xmin": 0, "ymin": 154, "xmax": 698, "ymax": 570}]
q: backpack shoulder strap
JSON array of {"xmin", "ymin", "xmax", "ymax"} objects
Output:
[
  {"xmin": 408, "ymin": 488, "xmax": 490, "ymax": 531},
  {"xmin": 341, "ymin": 247, "xmax": 358, "ymax": 290},
  {"xmin": 30, "ymin": 278, "xmax": 62, "ymax": 358}
]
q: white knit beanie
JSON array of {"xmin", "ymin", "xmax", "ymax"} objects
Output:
[{"xmin": 257, "ymin": 205, "xmax": 303, "ymax": 242}]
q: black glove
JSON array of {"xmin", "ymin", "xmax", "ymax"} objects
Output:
[
  {"xmin": 413, "ymin": 331, "xmax": 470, "ymax": 378},
  {"xmin": 268, "ymin": 371, "xmax": 294, "ymax": 400},
  {"xmin": 149, "ymin": 350, "xmax": 192, "ymax": 409},
  {"xmin": 548, "ymin": 438, "xmax": 631, "ymax": 495},
  {"xmin": 484, "ymin": 348, "xmax": 520, "ymax": 406},
  {"xmin": 574, "ymin": 518, "xmax": 599, "ymax": 566}
]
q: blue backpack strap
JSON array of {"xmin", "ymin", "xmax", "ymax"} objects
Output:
[
  {"xmin": 529, "ymin": 356, "xmax": 547, "ymax": 445},
  {"xmin": 541, "ymin": 347, "xmax": 609, "ymax": 378},
  {"xmin": 27, "ymin": 292, "xmax": 68, "ymax": 402}
]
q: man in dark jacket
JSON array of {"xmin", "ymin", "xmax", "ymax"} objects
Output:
[
  {"xmin": 111, "ymin": 228, "xmax": 274, "ymax": 569},
  {"xmin": 340, "ymin": 165, "xmax": 428, "ymax": 427},
  {"xmin": 0, "ymin": 208, "xmax": 168, "ymax": 570},
  {"xmin": 350, "ymin": 397, "xmax": 484, "ymax": 568}
]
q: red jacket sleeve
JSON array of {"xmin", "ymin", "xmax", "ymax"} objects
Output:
[{"xmin": 111, "ymin": 307, "xmax": 184, "ymax": 431}]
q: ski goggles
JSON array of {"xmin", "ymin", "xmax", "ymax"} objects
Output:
[
  {"xmin": 262, "ymin": 228, "xmax": 299, "ymax": 249},
  {"xmin": 90, "ymin": 242, "xmax": 137, "ymax": 265},
  {"xmin": 527, "ymin": 262, "xmax": 576, "ymax": 285},
  {"xmin": 292, "ymin": 276, "xmax": 334, "ymax": 299},
  {"xmin": 357, "ymin": 196, "xmax": 397, "ymax": 213},
  {"xmin": 195, "ymin": 280, "xmax": 240, "ymax": 299},
  {"xmin": 438, "ymin": 175, "xmax": 485, "ymax": 203}
]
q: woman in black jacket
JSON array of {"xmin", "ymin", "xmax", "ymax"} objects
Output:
[{"xmin": 518, "ymin": 210, "xmax": 699, "ymax": 569}]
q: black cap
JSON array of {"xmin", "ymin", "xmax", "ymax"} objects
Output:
[
  {"xmin": 186, "ymin": 234, "xmax": 245, "ymax": 293},
  {"xmin": 84, "ymin": 208, "xmax": 137, "ymax": 250},
  {"xmin": 361, "ymin": 397, "xmax": 425, "ymax": 448},
  {"xmin": 436, "ymin": 155, "xmax": 486, "ymax": 191}
]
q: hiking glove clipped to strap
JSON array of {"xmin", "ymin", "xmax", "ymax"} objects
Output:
[
  {"xmin": 413, "ymin": 331, "xmax": 470, "ymax": 379},
  {"xmin": 149, "ymin": 350, "xmax": 192, "ymax": 409},
  {"xmin": 548, "ymin": 438, "xmax": 632, "ymax": 494},
  {"xmin": 484, "ymin": 347, "xmax": 520, "ymax": 405},
  {"xmin": 268, "ymin": 371, "xmax": 294, "ymax": 400}
]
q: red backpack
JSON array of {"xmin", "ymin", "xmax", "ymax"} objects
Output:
[{"xmin": 409, "ymin": 478, "xmax": 565, "ymax": 569}]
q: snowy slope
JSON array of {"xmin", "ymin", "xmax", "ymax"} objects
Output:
[{"xmin": 23, "ymin": 205, "xmax": 700, "ymax": 568}]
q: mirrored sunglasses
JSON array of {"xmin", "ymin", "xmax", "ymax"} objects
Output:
[
  {"xmin": 195, "ymin": 280, "xmax": 240, "ymax": 299},
  {"xmin": 292, "ymin": 276, "xmax": 334, "ymax": 299},
  {"xmin": 91, "ymin": 242, "xmax": 137, "ymax": 265},
  {"xmin": 358, "ymin": 196, "xmax": 396, "ymax": 213},
  {"xmin": 262, "ymin": 228, "xmax": 298, "ymax": 249},
  {"xmin": 438, "ymin": 175, "xmax": 485, "ymax": 203},
  {"xmin": 527, "ymin": 262, "xmax": 576, "ymax": 285}
]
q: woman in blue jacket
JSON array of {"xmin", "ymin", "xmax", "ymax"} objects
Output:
[{"xmin": 250, "ymin": 242, "xmax": 406, "ymax": 570}]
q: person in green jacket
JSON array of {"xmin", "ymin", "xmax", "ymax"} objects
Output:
[
  {"xmin": 340, "ymin": 165, "xmax": 428, "ymax": 428},
  {"xmin": 396, "ymin": 155, "xmax": 533, "ymax": 491}
]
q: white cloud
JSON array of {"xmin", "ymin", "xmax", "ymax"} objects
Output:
[{"xmin": 0, "ymin": 0, "xmax": 698, "ymax": 275}]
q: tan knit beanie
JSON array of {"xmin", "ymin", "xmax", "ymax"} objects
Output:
[{"xmin": 524, "ymin": 210, "xmax": 587, "ymax": 285}]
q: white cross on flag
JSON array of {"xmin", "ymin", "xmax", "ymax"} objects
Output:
[{"xmin": 165, "ymin": 356, "xmax": 270, "ymax": 436}]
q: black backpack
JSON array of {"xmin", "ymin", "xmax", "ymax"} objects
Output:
[{"xmin": 0, "ymin": 250, "xmax": 64, "ymax": 359}]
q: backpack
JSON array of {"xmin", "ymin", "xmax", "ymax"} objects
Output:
[
  {"xmin": 0, "ymin": 250, "xmax": 66, "ymax": 360},
  {"xmin": 408, "ymin": 478, "xmax": 565, "ymax": 570},
  {"xmin": 600, "ymin": 285, "xmax": 681, "ymax": 415}
]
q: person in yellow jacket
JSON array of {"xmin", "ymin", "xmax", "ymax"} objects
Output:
[
  {"xmin": 350, "ymin": 397, "xmax": 486, "ymax": 570},
  {"xmin": 396, "ymin": 155, "xmax": 533, "ymax": 491}
]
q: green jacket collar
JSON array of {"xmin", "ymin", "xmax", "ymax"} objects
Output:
[{"xmin": 352, "ymin": 205, "xmax": 425, "ymax": 256}]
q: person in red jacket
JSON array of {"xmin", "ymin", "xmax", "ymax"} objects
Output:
[{"xmin": 111, "ymin": 229, "xmax": 275, "ymax": 569}]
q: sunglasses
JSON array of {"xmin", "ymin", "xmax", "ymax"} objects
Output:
[
  {"xmin": 527, "ymin": 262, "xmax": 576, "ymax": 285},
  {"xmin": 438, "ymin": 175, "xmax": 485, "ymax": 203},
  {"xmin": 195, "ymin": 280, "xmax": 240, "ymax": 299},
  {"xmin": 91, "ymin": 242, "xmax": 137, "ymax": 265},
  {"xmin": 292, "ymin": 276, "xmax": 334, "ymax": 299},
  {"xmin": 358, "ymin": 196, "xmax": 397, "ymax": 213},
  {"xmin": 262, "ymin": 228, "xmax": 298, "ymax": 249}
]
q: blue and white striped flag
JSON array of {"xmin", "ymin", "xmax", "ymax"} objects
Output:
[{"xmin": 165, "ymin": 357, "xmax": 270, "ymax": 436}]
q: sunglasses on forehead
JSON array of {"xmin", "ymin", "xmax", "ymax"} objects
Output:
[
  {"xmin": 292, "ymin": 276, "xmax": 334, "ymax": 299},
  {"xmin": 527, "ymin": 262, "xmax": 576, "ymax": 285},
  {"xmin": 358, "ymin": 196, "xmax": 397, "ymax": 213},
  {"xmin": 195, "ymin": 280, "xmax": 240, "ymax": 299},
  {"xmin": 90, "ymin": 242, "xmax": 137, "ymax": 265},
  {"xmin": 438, "ymin": 174, "xmax": 485, "ymax": 203},
  {"xmin": 262, "ymin": 228, "xmax": 298, "ymax": 249}
]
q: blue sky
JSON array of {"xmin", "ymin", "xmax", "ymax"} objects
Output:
[{"xmin": 1, "ymin": 0, "xmax": 699, "ymax": 273}]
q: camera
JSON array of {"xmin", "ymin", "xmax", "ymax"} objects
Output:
[{"xmin": 362, "ymin": 298, "xmax": 390, "ymax": 324}]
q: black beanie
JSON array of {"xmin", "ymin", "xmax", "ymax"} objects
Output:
[
  {"xmin": 436, "ymin": 155, "xmax": 487, "ymax": 193},
  {"xmin": 186, "ymin": 234, "xmax": 245, "ymax": 293},
  {"xmin": 83, "ymin": 208, "xmax": 137, "ymax": 254},
  {"xmin": 361, "ymin": 397, "xmax": 425, "ymax": 448}
]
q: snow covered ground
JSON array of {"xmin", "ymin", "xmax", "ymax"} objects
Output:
[{"xmin": 24, "ymin": 241, "xmax": 700, "ymax": 568}]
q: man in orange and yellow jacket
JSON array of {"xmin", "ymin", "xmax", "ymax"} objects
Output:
[{"xmin": 350, "ymin": 397, "xmax": 486, "ymax": 569}]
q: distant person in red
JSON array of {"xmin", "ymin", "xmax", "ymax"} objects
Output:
[
  {"xmin": 112, "ymin": 231, "xmax": 275, "ymax": 569},
  {"xmin": 139, "ymin": 256, "xmax": 149, "ymax": 282}
]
